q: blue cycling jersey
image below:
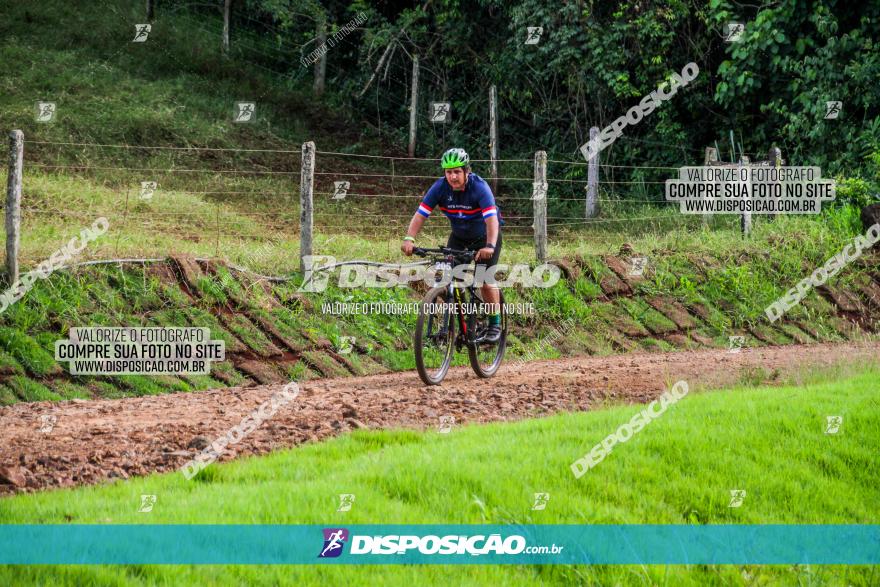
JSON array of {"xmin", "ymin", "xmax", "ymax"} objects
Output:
[{"xmin": 416, "ymin": 173, "xmax": 504, "ymax": 239}]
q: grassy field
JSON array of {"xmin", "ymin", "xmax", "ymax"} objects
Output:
[{"xmin": 1, "ymin": 363, "xmax": 878, "ymax": 585}]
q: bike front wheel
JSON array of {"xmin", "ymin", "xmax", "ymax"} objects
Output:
[
  {"xmin": 467, "ymin": 290, "xmax": 507, "ymax": 378},
  {"xmin": 414, "ymin": 285, "xmax": 456, "ymax": 385}
]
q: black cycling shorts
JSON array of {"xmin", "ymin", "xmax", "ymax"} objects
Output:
[{"xmin": 447, "ymin": 232, "xmax": 502, "ymax": 284}]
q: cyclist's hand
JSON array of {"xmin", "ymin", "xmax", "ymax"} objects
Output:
[
  {"xmin": 401, "ymin": 239, "xmax": 415, "ymax": 256},
  {"xmin": 475, "ymin": 247, "xmax": 494, "ymax": 261}
]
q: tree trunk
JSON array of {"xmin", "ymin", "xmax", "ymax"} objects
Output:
[
  {"xmin": 407, "ymin": 56, "xmax": 419, "ymax": 157},
  {"xmin": 222, "ymin": 0, "xmax": 232, "ymax": 56},
  {"xmin": 313, "ymin": 21, "xmax": 326, "ymax": 96},
  {"xmin": 489, "ymin": 85, "xmax": 498, "ymax": 194}
]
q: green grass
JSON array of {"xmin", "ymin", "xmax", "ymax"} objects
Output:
[
  {"xmin": 48, "ymin": 380, "xmax": 92, "ymax": 400},
  {"xmin": 617, "ymin": 298, "xmax": 678, "ymax": 335},
  {"xmin": 6, "ymin": 375, "xmax": 60, "ymax": 402},
  {"xmin": 0, "ymin": 327, "xmax": 58, "ymax": 377},
  {"xmin": 0, "ymin": 0, "xmax": 349, "ymax": 154},
  {"xmin": 0, "ymin": 0, "xmax": 386, "ymax": 270},
  {"xmin": 0, "ymin": 351, "xmax": 25, "ymax": 376},
  {"xmin": 0, "ymin": 384, "xmax": 17, "ymax": 406},
  {"xmin": 1, "ymin": 367, "xmax": 878, "ymax": 585},
  {"xmin": 221, "ymin": 315, "xmax": 275, "ymax": 357}
]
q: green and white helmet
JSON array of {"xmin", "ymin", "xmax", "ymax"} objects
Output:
[{"xmin": 440, "ymin": 148, "xmax": 470, "ymax": 169}]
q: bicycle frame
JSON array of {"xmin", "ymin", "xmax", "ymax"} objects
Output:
[
  {"xmin": 447, "ymin": 279, "xmax": 487, "ymax": 349},
  {"xmin": 416, "ymin": 247, "xmax": 490, "ymax": 348},
  {"xmin": 413, "ymin": 246, "xmax": 507, "ymax": 385}
]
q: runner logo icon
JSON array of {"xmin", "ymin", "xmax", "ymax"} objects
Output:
[{"xmin": 319, "ymin": 528, "xmax": 349, "ymax": 558}]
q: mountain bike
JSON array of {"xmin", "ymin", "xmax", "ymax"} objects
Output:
[{"xmin": 412, "ymin": 246, "xmax": 508, "ymax": 385}]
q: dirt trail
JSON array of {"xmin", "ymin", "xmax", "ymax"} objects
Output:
[{"xmin": 1, "ymin": 342, "xmax": 877, "ymax": 495}]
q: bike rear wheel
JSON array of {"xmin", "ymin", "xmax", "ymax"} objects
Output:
[
  {"xmin": 467, "ymin": 290, "xmax": 507, "ymax": 378},
  {"xmin": 414, "ymin": 285, "xmax": 456, "ymax": 385}
]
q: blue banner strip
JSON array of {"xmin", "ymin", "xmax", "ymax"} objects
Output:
[{"xmin": 0, "ymin": 525, "xmax": 877, "ymax": 564}]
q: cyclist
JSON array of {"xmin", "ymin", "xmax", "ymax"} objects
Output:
[{"xmin": 401, "ymin": 147, "xmax": 504, "ymax": 343}]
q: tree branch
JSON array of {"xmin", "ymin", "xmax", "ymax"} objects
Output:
[{"xmin": 356, "ymin": 0, "xmax": 433, "ymax": 99}]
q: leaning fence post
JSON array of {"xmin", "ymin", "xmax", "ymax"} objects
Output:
[
  {"xmin": 533, "ymin": 150, "xmax": 548, "ymax": 263},
  {"xmin": 299, "ymin": 141, "xmax": 315, "ymax": 272},
  {"xmin": 6, "ymin": 130, "xmax": 23, "ymax": 285},
  {"xmin": 703, "ymin": 147, "xmax": 717, "ymax": 227},
  {"xmin": 585, "ymin": 126, "xmax": 599, "ymax": 218}
]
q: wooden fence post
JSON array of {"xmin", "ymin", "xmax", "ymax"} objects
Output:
[
  {"xmin": 489, "ymin": 84, "xmax": 498, "ymax": 195},
  {"xmin": 703, "ymin": 147, "xmax": 717, "ymax": 227},
  {"xmin": 533, "ymin": 150, "xmax": 547, "ymax": 262},
  {"xmin": 299, "ymin": 141, "xmax": 315, "ymax": 272},
  {"xmin": 767, "ymin": 147, "xmax": 782, "ymax": 221},
  {"xmin": 6, "ymin": 130, "xmax": 23, "ymax": 285},
  {"xmin": 740, "ymin": 155, "xmax": 751, "ymax": 237},
  {"xmin": 407, "ymin": 56, "xmax": 419, "ymax": 157},
  {"xmin": 585, "ymin": 126, "xmax": 599, "ymax": 218}
]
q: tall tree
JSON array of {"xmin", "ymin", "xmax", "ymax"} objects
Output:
[{"xmin": 222, "ymin": 0, "xmax": 232, "ymax": 56}]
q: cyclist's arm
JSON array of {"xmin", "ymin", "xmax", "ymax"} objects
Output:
[
  {"xmin": 484, "ymin": 216, "xmax": 499, "ymax": 247},
  {"xmin": 407, "ymin": 184, "xmax": 441, "ymax": 241},
  {"xmin": 405, "ymin": 212, "xmax": 426, "ymax": 240},
  {"xmin": 478, "ymin": 186, "xmax": 500, "ymax": 247},
  {"xmin": 403, "ymin": 191, "xmax": 437, "ymax": 254},
  {"xmin": 401, "ymin": 213, "xmax": 424, "ymax": 256}
]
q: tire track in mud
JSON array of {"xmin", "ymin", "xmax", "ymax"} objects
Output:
[{"xmin": 1, "ymin": 342, "xmax": 877, "ymax": 495}]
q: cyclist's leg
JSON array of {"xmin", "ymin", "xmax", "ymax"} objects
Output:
[
  {"xmin": 447, "ymin": 231, "xmax": 502, "ymax": 308},
  {"xmin": 473, "ymin": 233, "xmax": 502, "ymax": 342},
  {"xmin": 475, "ymin": 232, "xmax": 501, "ymax": 303},
  {"xmin": 446, "ymin": 233, "xmax": 464, "ymax": 250},
  {"xmin": 439, "ymin": 233, "xmax": 469, "ymax": 338}
]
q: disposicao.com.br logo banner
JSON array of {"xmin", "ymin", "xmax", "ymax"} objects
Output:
[
  {"xmin": 1, "ymin": 525, "xmax": 878, "ymax": 564},
  {"xmin": 317, "ymin": 527, "xmax": 562, "ymax": 560}
]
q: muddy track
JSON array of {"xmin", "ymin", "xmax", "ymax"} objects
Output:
[{"xmin": 1, "ymin": 342, "xmax": 877, "ymax": 495}]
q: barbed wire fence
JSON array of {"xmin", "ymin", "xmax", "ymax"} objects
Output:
[
  {"xmin": 297, "ymin": 133, "xmax": 739, "ymax": 270},
  {"xmin": 3, "ymin": 128, "xmax": 765, "ymax": 284}
]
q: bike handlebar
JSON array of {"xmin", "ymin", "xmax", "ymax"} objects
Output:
[{"xmin": 413, "ymin": 246, "xmax": 476, "ymax": 262}]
